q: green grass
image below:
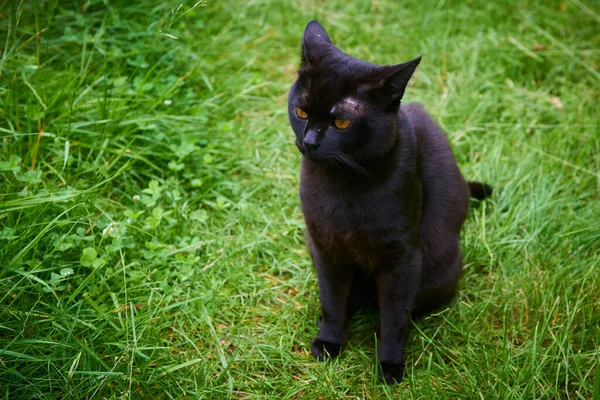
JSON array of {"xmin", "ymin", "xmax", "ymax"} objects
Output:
[{"xmin": 1, "ymin": 0, "xmax": 599, "ymax": 398}]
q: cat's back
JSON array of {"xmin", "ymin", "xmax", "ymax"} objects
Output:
[
  {"xmin": 401, "ymin": 102, "xmax": 464, "ymax": 178},
  {"xmin": 401, "ymin": 103, "xmax": 450, "ymax": 149},
  {"xmin": 401, "ymin": 102, "xmax": 469, "ymax": 232}
]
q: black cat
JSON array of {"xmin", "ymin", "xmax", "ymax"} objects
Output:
[{"xmin": 287, "ymin": 21, "xmax": 492, "ymax": 384}]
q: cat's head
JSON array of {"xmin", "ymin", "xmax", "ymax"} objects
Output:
[{"xmin": 288, "ymin": 21, "xmax": 420, "ymax": 163}]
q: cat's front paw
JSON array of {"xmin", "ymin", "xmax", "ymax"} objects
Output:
[
  {"xmin": 311, "ymin": 338, "xmax": 343, "ymax": 360},
  {"xmin": 378, "ymin": 361, "xmax": 405, "ymax": 384}
]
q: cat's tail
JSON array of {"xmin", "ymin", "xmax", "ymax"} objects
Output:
[{"xmin": 468, "ymin": 181, "xmax": 493, "ymax": 200}]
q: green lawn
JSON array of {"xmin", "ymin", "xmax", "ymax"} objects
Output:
[{"xmin": 1, "ymin": 0, "xmax": 599, "ymax": 398}]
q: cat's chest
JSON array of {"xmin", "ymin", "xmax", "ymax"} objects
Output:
[
  {"xmin": 302, "ymin": 190, "xmax": 388, "ymax": 230},
  {"xmin": 300, "ymin": 182, "xmax": 403, "ymax": 260}
]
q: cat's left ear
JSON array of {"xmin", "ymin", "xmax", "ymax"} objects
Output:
[
  {"xmin": 302, "ymin": 21, "xmax": 332, "ymax": 48},
  {"xmin": 379, "ymin": 56, "xmax": 422, "ymax": 102},
  {"xmin": 301, "ymin": 21, "xmax": 332, "ymax": 68}
]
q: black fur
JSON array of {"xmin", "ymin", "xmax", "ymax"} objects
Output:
[
  {"xmin": 468, "ymin": 181, "xmax": 493, "ymax": 201},
  {"xmin": 287, "ymin": 21, "xmax": 492, "ymax": 384}
]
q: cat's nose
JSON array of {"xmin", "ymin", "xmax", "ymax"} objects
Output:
[
  {"xmin": 303, "ymin": 130, "xmax": 320, "ymax": 151},
  {"xmin": 303, "ymin": 138, "xmax": 319, "ymax": 151}
]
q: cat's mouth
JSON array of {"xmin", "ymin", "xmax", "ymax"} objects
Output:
[
  {"xmin": 298, "ymin": 146, "xmax": 351, "ymax": 165},
  {"xmin": 297, "ymin": 142, "xmax": 329, "ymax": 161}
]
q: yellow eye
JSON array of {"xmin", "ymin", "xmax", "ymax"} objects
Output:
[
  {"xmin": 334, "ymin": 119, "xmax": 351, "ymax": 129},
  {"xmin": 295, "ymin": 107, "xmax": 308, "ymax": 119}
]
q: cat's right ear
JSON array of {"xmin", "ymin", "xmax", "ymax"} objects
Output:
[
  {"xmin": 376, "ymin": 56, "xmax": 422, "ymax": 103},
  {"xmin": 301, "ymin": 21, "xmax": 331, "ymax": 68}
]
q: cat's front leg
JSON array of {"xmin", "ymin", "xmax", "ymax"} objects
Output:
[
  {"xmin": 311, "ymin": 248, "xmax": 353, "ymax": 361},
  {"xmin": 375, "ymin": 247, "xmax": 422, "ymax": 384}
]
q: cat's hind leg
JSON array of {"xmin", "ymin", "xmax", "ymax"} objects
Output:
[{"xmin": 412, "ymin": 248, "xmax": 461, "ymax": 318}]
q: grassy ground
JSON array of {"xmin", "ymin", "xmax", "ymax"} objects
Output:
[{"xmin": 1, "ymin": 0, "xmax": 599, "ymax": 398}]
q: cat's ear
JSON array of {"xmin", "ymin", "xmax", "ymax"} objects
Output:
[
  {"xmin": 378, "ymin": 56, "xmax": 422, "ymax": 102},
  {"xmin": 301, "ymin": 21, "xmax": 332, "ymax": 68},
  {"xmin": 303, "ymin": 20, "xmax": 332, "ymax": 47}
]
